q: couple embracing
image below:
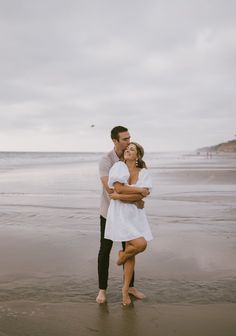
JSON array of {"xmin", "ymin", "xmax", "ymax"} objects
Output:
[{"xmin": 96, "ymin": 126, "xmax": 153, "ymax": 306}]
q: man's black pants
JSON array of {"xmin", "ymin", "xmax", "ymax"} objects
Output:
[{"xmin": 98, "ymin": 215, "xmax": 135, "ymax": 290}]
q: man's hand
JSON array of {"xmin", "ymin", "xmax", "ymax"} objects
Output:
[
  {"xmin": 141, "ymin": 188, "xmax": 150, "ymax": 197},
  {"xmin": 100, "ymin": 176, "xmax": 114, "ymax": 194},
  {"xmin": 109, "ymin": 191, "xmax": 121, "ymax": 200},
  {"xmin": 135, "ymin": 199, "xmax": 145, "ymax": 209}
]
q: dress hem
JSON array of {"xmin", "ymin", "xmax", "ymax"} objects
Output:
[{"xmin": 104, "ymin": 235, "xmax": 153, "ymax": 242}]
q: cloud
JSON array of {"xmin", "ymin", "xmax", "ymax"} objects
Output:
[{"xmin": 0, "ymin": 0, "xmax": 235, "ymax": 151}]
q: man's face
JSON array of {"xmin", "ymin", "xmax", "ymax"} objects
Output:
[{"xmin": 115, "ymin": 131, "xmax": 131, "ymax": 151}]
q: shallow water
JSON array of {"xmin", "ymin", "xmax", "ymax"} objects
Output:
[
  {"xmin": 0, "ymin": 275, "xmax": 235, "ymax": 305},
  {"xmin": 0, "ymin": 151, "xmax": 236, "ymax": 306}
]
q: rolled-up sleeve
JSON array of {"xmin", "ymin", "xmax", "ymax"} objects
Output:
[{"xmin": 99, "ymin": 156, "xmax": 111, "ymax": 177}]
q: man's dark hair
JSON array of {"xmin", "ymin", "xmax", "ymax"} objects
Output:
[{"xmin": 111, "ymin": 126, "xmax": 128, "ymax": 141}]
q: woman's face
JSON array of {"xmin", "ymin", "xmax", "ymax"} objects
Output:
[{"xmin": 124, "ymin": 143, "xmax": 138, "ymax": 161}]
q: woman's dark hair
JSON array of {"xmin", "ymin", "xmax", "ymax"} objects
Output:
[
  {"xmin": 130, "ymin": 142, "xmax": 147, "ymax": 168},
  {"xmin": 111, "ymin": 126, "xmax": 128, "ymax": 141}
]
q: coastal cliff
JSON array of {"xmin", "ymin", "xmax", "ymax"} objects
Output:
[{"xmin": 197, "ymin": 139, "xmax": 236, "ymax": 153}]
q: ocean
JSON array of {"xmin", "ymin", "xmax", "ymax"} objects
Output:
[{"xmin": 0, "ymin": 151, "xmax": 236, "ymax": 306}]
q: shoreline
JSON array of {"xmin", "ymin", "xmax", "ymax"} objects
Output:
[{"xmin": 0, "ymin": 301, "xmax": 236, "ymax": 336}]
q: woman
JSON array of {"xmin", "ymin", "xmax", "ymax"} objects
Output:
[{"xmin": 104, "ymin": 142, "xmax": 153, "ymax": 306}]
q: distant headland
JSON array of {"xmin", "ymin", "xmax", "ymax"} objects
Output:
[{"xmin": 197, "ymin": 139, "xmax": 236, "ymax": 154}]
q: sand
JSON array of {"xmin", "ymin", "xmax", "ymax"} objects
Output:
[
  {"xmin": 0, "ymin": 152, "xmax": 236, "ymax": 335},
  {"xmin": 0, "ymin": 301, "xmax": 236, "ymax": 336}
]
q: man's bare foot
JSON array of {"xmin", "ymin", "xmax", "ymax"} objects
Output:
[
  {"xmin": 96, "ymin": 289, "xmax": 107, "ymax": 304},
  {"xmin": 128, "ymin": 287, "xmax": 146, "ymax": 299},
  {"xmin": 122, "ymin": 288, "xmax": 131, "ymax": 306},
  {"xmin": 117, "ymin": 250, "xmax": 126, "ymax": 266}
]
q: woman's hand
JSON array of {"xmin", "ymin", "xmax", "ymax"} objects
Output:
[
  {"xmin": 109, "ymin": 191, "xmax": 121, "ymax": 200},
  {"xmin": 141, "ymin": 188, "xmax": 150, "ymax": 197}
]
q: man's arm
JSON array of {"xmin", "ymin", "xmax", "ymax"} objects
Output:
[
  {"xmin": 113, "ymin": 182, "xmax": 150, "ymax": 197},
  {"xmin": 101, "ymin": 176, "xmax": 145, "ymax": 208},
  {"xmin": 101, "ymin": 177, "xmax": 145, "ymax": 200},
  {"xmin": 101, "ymin": 177, "xmax": 149, "ymax": 198},
  {"xmin": 110, "ymin": 192, "xmax": 143, "ymax": 202},
  {"xmin": 100, "ymin": 176, "xmax": 114, "ymax": 194},
  {"xmin": 110, "ymin": 192, "xmax": 145, "ymax": 209}
]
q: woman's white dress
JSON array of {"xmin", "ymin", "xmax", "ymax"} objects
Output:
[{"xmin": 104, "ymin": 161, "xmax": 153, "ymax": 242}]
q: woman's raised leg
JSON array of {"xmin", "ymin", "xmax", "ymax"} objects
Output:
[{"xmin": 117, "ymin": 237, "xmax": 147, "ymax": 265}]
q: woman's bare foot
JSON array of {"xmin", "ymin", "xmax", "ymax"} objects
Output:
[
  {"xmin": 117, "ymin": 250, "xmax": 127, "ymax": 265},
  {"xmin": 128, "ymin": 287, "xmax": 146, "ymax": 299},
  {"xmin": 96, "ymin": 289, "xmax": 107, "ymax": 304},
  {"xmin": 122, "ymin": 288, "xmax": 131, "ymax": 306}
]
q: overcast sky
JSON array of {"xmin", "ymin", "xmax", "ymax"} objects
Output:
[{"xmin": 0, "ymin": 0, "xmax": 235, "ymax": 152}]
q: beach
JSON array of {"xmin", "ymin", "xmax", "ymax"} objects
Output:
[{"xmin": 0, "ymin": 151, "xmax": 236, "ymax": 335}]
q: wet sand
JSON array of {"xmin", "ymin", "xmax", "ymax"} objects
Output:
[
  {"xmin": 0, "ymin": 301, "xmax": 236, "ymax": 336},
  {"xmin": 0, "ymin": 152, "xmax": 236, "ymax": 335}
]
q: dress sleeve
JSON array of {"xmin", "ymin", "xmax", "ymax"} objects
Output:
[
  {"xmin": 108, "ymin": 161, "xmax": 129, "ymax": 188},
  {"xmin": 140, "ymin": 169, "xmax": 152, "ymax": 189}
]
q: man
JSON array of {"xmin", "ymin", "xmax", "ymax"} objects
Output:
[{"xmin": 96, "ymin": 126, "xmax": 146, "ymax": 304}]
